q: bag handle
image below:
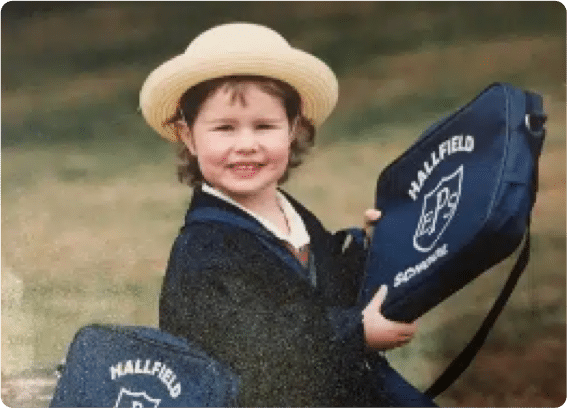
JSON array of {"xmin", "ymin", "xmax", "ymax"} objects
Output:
[{"xmin": 424, "ymin": 230, "xmax": 531, "ymax": 398}]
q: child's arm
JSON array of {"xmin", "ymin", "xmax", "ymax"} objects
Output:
[
  {"xmin": 328, "ymin": 208, "xmax": 417, "ymax": 350},
  {"xmin": 325, "ymin": 290, "xmax": 417, "ymax": 351}
]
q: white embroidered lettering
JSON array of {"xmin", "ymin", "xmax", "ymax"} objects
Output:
[
  {"xmin": 465, "ymin": 135, "xmax": 474, "ymax": 151},
  {"xmin": 170, "ymin": 383, "xmax": 182, "ymax": 399},
  {"xmin": 408, "ymin": 181, "xmax": 421, "ymax": 201},
  {"xmin": 110, "ymin": 362, "xmax": 123, "ymax": 380},
  {"xmin": 134, "ymin": 359, "xmax": 144, "ymax": 374},
  {"xmin": 123, "ymin": 360, "xmax": 134, "ymax": 375},
  {"xmin": 407, "ymin": 135, "xmax": 474, "ymax": 201},
  {"xmin": 393, "ymin": 244, "xmax": 449, "ymax": 287},
  {"xmin": 109, "ymin": 360, "xmax": 182, "ymax": 399},
  {"xmin": 151, "ymin": 361, "xmax": 162, "ymax": 375}
]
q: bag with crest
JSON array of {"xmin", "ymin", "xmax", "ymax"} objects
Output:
[
  {"xmin": 50, "ymin": 324, "xmax": 239, "ymax": 407},
  {"xmin": 359, "ymin": 82, "xmax": 546, "ymax": 397}
]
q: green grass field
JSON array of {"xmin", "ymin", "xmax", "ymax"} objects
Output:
[{"xmin": 2, "ymin": 3, "xmax": 565, "ymax": 407}]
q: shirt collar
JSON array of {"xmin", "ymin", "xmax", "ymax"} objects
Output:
[{"xmin": 201, "ymin": 183, "xmax": 310, "ymax": 249}]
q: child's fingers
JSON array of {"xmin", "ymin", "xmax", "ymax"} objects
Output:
[
  {"xmin": 373, "ymin": 284, "xmax": 388, "ymax": 308},
  {"xmin": 363, "ymin": 285, "xmax": 388, "ymax": 316},
  {"xmin": 395, "ymin": 336, "xmax": 414, "ymax": 347},
  {"xmin": 396, "ymin": 321, "xmax": 418, "ymax": 336},
  {"xmin": 363, "ymin": 209, "xmax": 382, "ymax": 227},
  {"xmin": 363, "ymin": 209, "xmax": 382, "ymax": 243},
  {"xmin": 391, "ymin": 320, "xmax": 418, "ymax": 338}
]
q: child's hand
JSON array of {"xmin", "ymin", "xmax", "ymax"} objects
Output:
[{"xmin": 362, "ymin": 285, "xmax": 417, "ymax": 349}]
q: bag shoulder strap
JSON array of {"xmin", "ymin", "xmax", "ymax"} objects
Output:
[{"xmin": 424, "ymin": 230, "xmax": 531, "ymax": 398}]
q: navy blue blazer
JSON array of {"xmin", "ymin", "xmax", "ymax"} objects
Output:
[{"xmin": 159, "ymin": 186, "xmax": 436, "ymax": 406}]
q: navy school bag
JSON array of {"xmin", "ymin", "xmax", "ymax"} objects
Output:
[
  {"xmin": 360, "ymin": 82, "xmax": 546, "ymax": 396},
  {"xmin": 50, "ymin": 324, "xmax": 239, "ymax": 407}
]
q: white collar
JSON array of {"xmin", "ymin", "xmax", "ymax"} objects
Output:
[{"xmin": 201, "ymin": 183, "xmax": 310, "ymax": 250}]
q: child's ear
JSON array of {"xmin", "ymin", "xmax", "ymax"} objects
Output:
[{"xmin": 177, "ymin": 121, "xmax": 197, "ymax": 155}]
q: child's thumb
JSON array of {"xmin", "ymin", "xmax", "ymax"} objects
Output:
[{"xmin": 372, "ymin": 284, "xmax": 388, "ymax": 309}]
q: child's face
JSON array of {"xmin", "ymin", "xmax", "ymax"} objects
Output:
[{"xmin": 180, "ymin": 82, "xmax": 293, "ymax": 204}]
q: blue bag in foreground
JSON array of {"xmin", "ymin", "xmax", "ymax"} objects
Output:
[
  {"xmin": 361, "ymin": 83, "xmax": 546, "ymax": 322},
  {"xmin": 50, "ymin": 324, "xmax": 239, "ymax": 407}
]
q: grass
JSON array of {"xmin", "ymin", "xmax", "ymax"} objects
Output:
[
  {"xmin": 3, "ymin": 33, "xmax": 564, "ymax": 147},
  {"xmin": 2, "ymin": 3, "xmax": 565, "ymax": 407},
  {"xmin": 2, "ymin": 115, "xmax": 565, "ymax": 406}
]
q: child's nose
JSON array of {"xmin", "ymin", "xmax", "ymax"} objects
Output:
[{"xmin": 234, "ymin": 128, "xmax": 258, "ymax": 151}]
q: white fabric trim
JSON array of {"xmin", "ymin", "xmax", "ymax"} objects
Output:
[{"xmin": 201, "ymin": 184, "xmax": 310, "ymax": 250}]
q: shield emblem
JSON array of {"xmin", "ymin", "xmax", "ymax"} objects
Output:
[
  {"xmin": 413, "ymin": 165, "xmax": 463, "ymax": 252},
  {"xmin": 114, "ymin": 387, "xmax": 161, "ymax": 408}
]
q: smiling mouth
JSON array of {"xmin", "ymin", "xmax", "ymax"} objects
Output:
[{"xmin": 227, "ymin": 163, "xmax": 266, "ymax": 171}]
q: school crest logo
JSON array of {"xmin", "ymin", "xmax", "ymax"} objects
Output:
[
  {"xmin": 413, "ymin": 165, "xmax": 463, "ymax": 252},
  {"xmin": 114, "ymin": 388, "xmax": 161, "ymax": 408}
]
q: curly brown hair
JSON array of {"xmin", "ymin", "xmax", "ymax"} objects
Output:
[{"xmin": 163, "ymin": 75, "xmax": 316, "ymax": 186}]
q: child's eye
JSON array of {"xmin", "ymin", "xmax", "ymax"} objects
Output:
[
  {"xmin": 256, "ymin": 123, "xmax": 276, "ymax": 130},
  {"xmin": 213, "ymin": 124, "xmax": 234, "ymax": 131}
]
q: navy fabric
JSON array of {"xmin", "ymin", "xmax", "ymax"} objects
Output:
[
  {"xmin": 159, "ymin": 188, "xmax": 436, "ymax": 406},
  {"xmin": 160, "ymin": 189, "xmax": 368, "ymax": 405},
  {"xmin": 181, "ymin": 189, "xmax": 369, "ymax": 343},
  {"xmin": 366, "ymin": 354, "xmax": 438, "ymax": 407},
  {"xmin": 50, "ymin": 324, "xmax": 239, "ymax": 407},
  {"xmin": 185, "ymin": 195, "xmax": 437, "ymax": 406},
  {"xmin": 361, "ymin": 83, "xmax": 545, "ymax": 322}
]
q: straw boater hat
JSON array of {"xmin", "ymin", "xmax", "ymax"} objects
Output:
[{"xmin": 139, "ymin": 22, "xmax": 339, "ymax": 141}]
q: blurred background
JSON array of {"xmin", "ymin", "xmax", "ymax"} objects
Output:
[{"xmin": 2, "ymin": 2, "xmax": 565, "ymax": 407}]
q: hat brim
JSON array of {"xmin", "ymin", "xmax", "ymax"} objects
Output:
[{"xmin": 139, "ymin": 48, "xmax": 338, "ymax": 141}]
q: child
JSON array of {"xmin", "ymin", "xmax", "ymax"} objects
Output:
[{"xmin": 140, "ymin": 22, "xmax": 435, "ymax": 406}]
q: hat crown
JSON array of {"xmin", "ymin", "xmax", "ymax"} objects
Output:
[{"xmin": 186, "ymin": 23, "xmax": 291, "ymax": 55}]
